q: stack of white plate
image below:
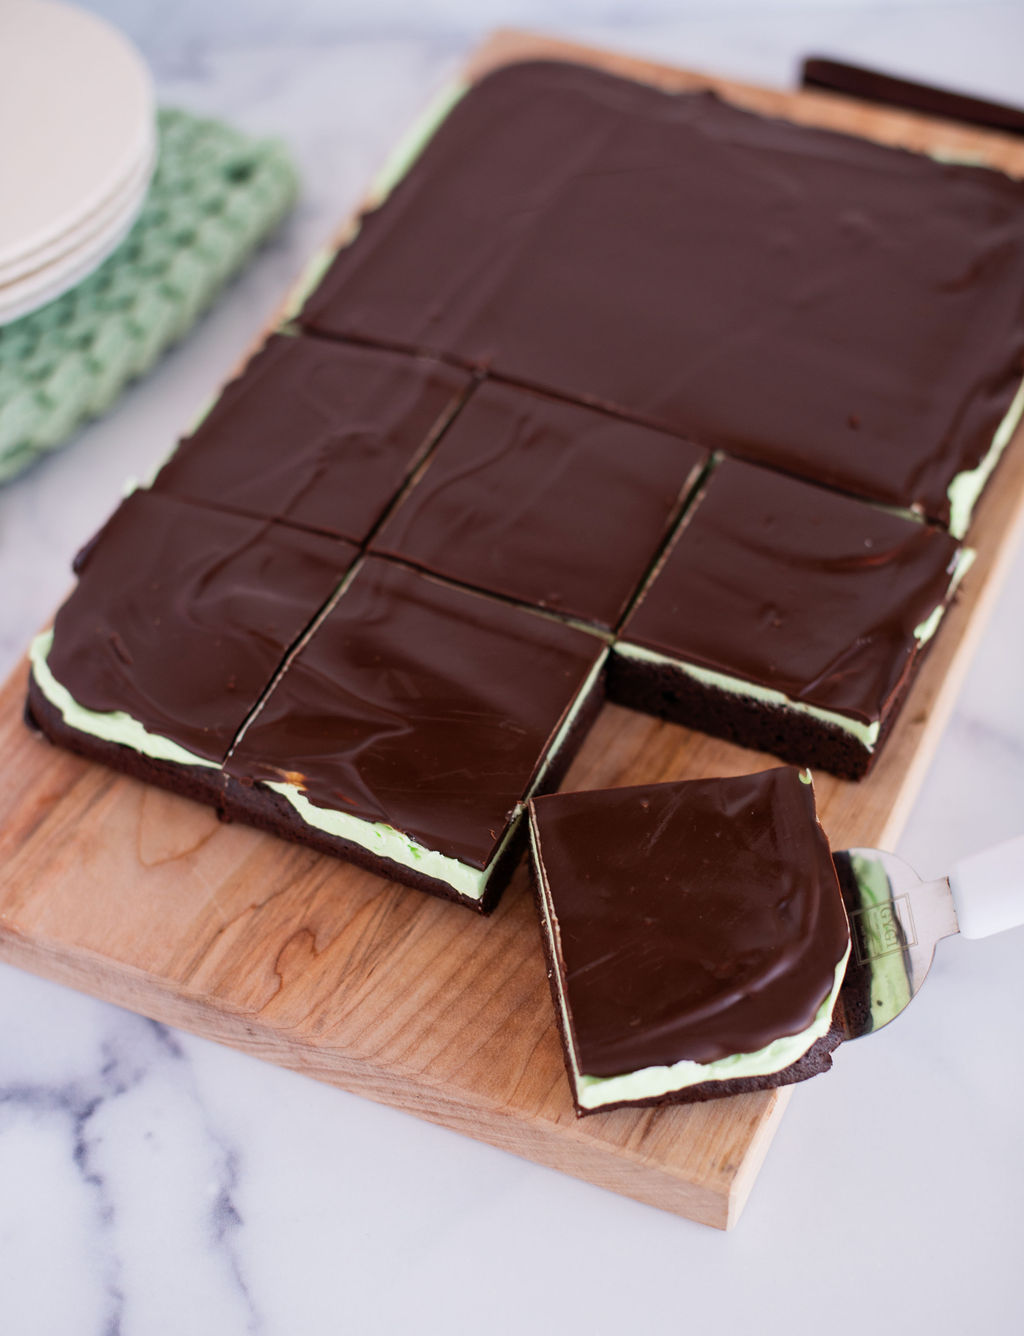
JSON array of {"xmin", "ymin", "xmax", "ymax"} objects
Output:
[{"xmin": 0, "ymin": 1, "xmax": 155, "ymax": 325}]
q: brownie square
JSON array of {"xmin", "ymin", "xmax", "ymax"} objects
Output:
[
  {"xmin": 372, "ymin": 379, "xmax": 706, "ymax": 629},
  {"xmin": 301, "ymin": 60, "xmax": 1024, "ymax": 532},
  {"xmin": 610, "ymin": 457, "xmax": 969, "ymax": 778},
  {"xmin": 528, "ymin": 768, "xmax": 850, "ymax": 1113},
  {"xmin": 225, "ymin": 556, "xmax": 607, "ymax": 907},
  {"xmin": 37, "ymin": 490, "xmax": 357, "ymax": 763},
  {"xmin": 151, "ymin": 334, "xmax": 470, "ymax": 542}
]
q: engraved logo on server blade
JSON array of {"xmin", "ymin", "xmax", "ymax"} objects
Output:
[{"xmin": 850, "ymin": 894, "xmax": 917, "ymax": 963}]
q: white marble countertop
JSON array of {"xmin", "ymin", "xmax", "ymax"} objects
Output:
[{"xmin": 2, "ymin": 3, "xmax": 1024, "ymax": 1332}]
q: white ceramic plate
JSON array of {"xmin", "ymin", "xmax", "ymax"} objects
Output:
[
  {"xmin": 0, "ymin": 144, "xmax": 154, "ymax": 325},
  {"xmin": 0, "ymin": 123, "xmax": 156, "ymax": 288},
  {"xmin": 0, "ymin": 1, "xmax": 154, "ymax": 269}
]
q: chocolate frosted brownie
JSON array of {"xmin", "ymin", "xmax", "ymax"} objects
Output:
[
  {"xmin": 30, "ymin": 490, "xmax": 357, "ymax": 766},
  {"xmin": 301, "ymin": 59, "xmax": 1024, "ymax": 534},
  {"xmin": 224, "ymin": 556, "xmax": 607, "ymax": 909},
  {"xmin": 151, "ymin": 333, "xmax": 471, "ymax": 542},
  {"xmin": 610, "ymin": 458, "xmax": 971, "ymax": 778},
  {"xmin": 26, "ymin": 54, "xmax": 1013, "ymax": 919},
  {"xmin": 528, "ymin": 767, "xmax": 851, "ymax": 1113},
  {"xmin": 373, "ymin": 379, "xmax": 707, "ymax": 629}
]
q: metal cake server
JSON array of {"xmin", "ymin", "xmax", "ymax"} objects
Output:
[{"xmin": 834, "ymin": 837, "xmax": 1024, "ymax": 1039}]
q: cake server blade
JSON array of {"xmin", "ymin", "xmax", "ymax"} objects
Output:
[{"xmin": 833, "ymin": 836, "xmax": 1024, "ymax": 1040}]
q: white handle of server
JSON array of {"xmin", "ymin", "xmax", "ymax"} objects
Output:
[{"xmin": 949, "ymin": 834, "xmax": 1024, "ymax": 939}]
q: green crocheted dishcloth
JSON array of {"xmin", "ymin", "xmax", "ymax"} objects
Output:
[{"xmin": 0, "ymin": 108, "xmax": 298, "ymax": 482}]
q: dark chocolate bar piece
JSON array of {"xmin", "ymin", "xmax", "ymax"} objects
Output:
[
  {"xmin": 610, "ymin": 457, "xmax": 967, "ymax": 778},
  {"xmin": 225, "ymin": 556, "xmax": 607, "ymax": 906},
  {"xmin": 41, "ymin": 490, "xmax": 357, "ymax": 763},
  {"xmin": 528, "ymin": 768, "xmax": 850, "ymax": 1112},
  {"xmin": 373, "ymin": 379, "xmax": 707, "ymax": 629},
  {"xmin": 801, "ymin": 57, "xmax": 1024, "ymax": 138},
  {"xmin": 151, "ymin": 334, "xmax": 471, "ymax": 542}
]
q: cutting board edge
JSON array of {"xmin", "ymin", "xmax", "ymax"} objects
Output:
[
  {"xmin": 0, "ymin": 916, "xmax": 759, "ymax": 1229},
  {"xmin": 3, "ymin": 30, "xmax": 1024, "ymax": 1232}
]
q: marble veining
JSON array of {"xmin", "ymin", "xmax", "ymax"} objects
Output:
[
  {"xmin": 2, "ymin": 4, "xmax": 1024, "ymax": 1334},
  {"xmin": 0, "ymin": 993, "xmax": 258, "ymax": 1336}
]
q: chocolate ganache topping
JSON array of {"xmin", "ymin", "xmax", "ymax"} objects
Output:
[
  {"xmin": 48, "ymin": 490, "xmax": 357, "ymax": 762},
  {"xmin": 301, "ymin": 59, "xmax": 1024, "ymax": 528},
  {"xmin": 227, "ymin": 556, "xmax": 605, "ymax": 867},
  {"xmin": 622, "ymin": 458, "xmax": 964, "ymax": 724},
  {"xmin": 152, "ymin": 334, "xmax": 471, "ymax": 543},
  {"xmin": 531, "ymin": 767, "xmax": 850, "ymax": 1074},
  {"xmin": 373, "ymin": 378, "xmax": 707, "ymax": 629}
]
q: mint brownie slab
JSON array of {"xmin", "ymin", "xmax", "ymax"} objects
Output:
[
  {"xmin": 28, "ymin": 489, "xmax": 357, "ymax": 775},
  {"xmin": 373, "ymin": 378, "xmax": 707, "ymax": 630},
  {"xmin": 224, "ymin": 556, "xmax": 608, "ymax": 910},
  {"xmin": 26, "ymin": 54, "xmax": 1013, "ymax": 919},
  {"xmin": 528, "ymin": 767, "xmax": 851, "ymax": 1113},
  {"xmin": 28, "ymin": 502, "xmax": 605, "ymax": 911},
  {"xmin": 301, "ymin": 59, "xmax": 1024, "ymax": 534},
  {"xmin": 609, "ymin": 457, "xmax": 971, "ymax": 779}
]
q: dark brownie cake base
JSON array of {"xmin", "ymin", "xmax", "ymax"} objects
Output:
[
  {"xmin": 605, "ymin": 650, "xmax": 922, "ymax": 782},
  {"xmin": 526, "ymin": 854, "xmax": 845, "ymax": 1115},
  {"xmin": 26, "ymin": 661, "xmax": 604, "ymax": 916},
  {"xmin": 25, "ymin": 675, "xmax": 233, "ymax": 812}
]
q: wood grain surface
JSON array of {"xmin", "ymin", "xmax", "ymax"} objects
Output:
[{"xmin": 2, "ymin": 31, "xmax": 1024, "ymax": 1231}]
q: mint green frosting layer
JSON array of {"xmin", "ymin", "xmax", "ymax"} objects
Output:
[
  {"xmin": 266, "ymin": 778, "xmax": 520, "ymax": 902},
  {"xmin": 30, "ymin": 629, "xmax": 218, "ymax": 770},
  {"xmin": 912, "ymin": 547, "xmax": 974, "ymax": 644},
  {"xmin": 927, "ymin": 148, "xmax": 990, "ymax": 167},
  {"xmin": 529, "ymin": 812, "xmax": 850, "ymax": 1109},
  {"xmin": 947, "ymin": 374, "xmax": 1024, "ymax": 538},
  {"xmin": 613, "ymin": 641, "xmax": 882, "ymax": 749},
  {"xmin": 573, "ymin": 951, "xmax": 849, "ymax": 1110}
]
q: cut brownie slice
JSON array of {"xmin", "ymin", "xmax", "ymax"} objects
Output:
[
  {"xmin": 28, "ymin": 490, "xmax": 357, "ymax": 772},
  {"xmin": 151, "ymin": 334, "xmax": 471, "ymax": 542},
  {"xmin": 372, "ymin": 379, "xmax": 706, "ymax": 629},
  {"xmin": 528, "ymin": 767, "xmax": 851, "ymax": 1113},
  {"xmin": 225, "ymin": 556, "xmax": 607, "ymax": 910},
  {"xmin": 301, "ymin": 59, "xmax": 1024, "ymax": 533},
  {"xmin": 609, "ymin": 458, "xmax": 971, "ymax": 779}
]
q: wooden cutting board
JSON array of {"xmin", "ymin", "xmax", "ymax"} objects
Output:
[{"xmin": 3, "ymin": 31, "xmax": 1024, "ymax": 1231}]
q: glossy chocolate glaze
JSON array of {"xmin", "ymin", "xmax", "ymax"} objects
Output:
[
  {"xmin": 372, "ymin": 379, "xmax": 706, "ymax": 628},
  {"xmin": 152, "ymin": 334, "xmax": 471, "ymax": 542},
  {"xmin": 301, "ymin": 59, "xmax": 1024, "ymax": 527},
  {"xmin": 48, "ymin": 491, "xmax": 357, "ymax": 762},
  {"xmin": 620, "ymin": 457, "xmax": 964, "ymax": 723},
  {"xmin": 530, "ymin": 768, "xmax": 850, "ymax": 1074},
  {"xmin": 227, "ymin": 556, "xmax": 606, "ymax": 867}
]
